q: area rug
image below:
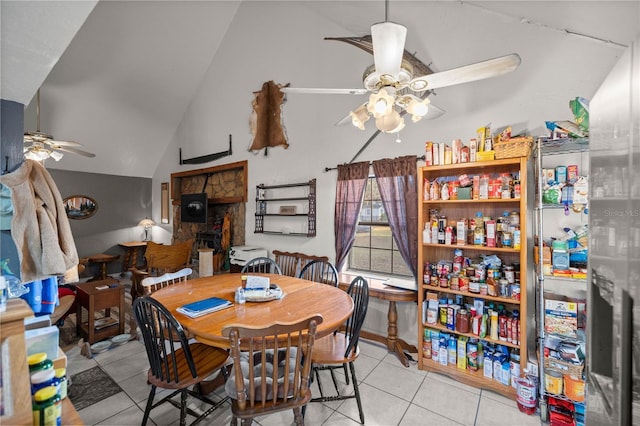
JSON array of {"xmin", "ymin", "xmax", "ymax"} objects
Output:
[{"xmin": 67, "ymin": 366, "xmax": 123, "ymax": 410}]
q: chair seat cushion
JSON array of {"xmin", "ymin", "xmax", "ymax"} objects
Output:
[
  {"xmin": 225, "ymin": 347, "xmax": 300, "ymax": 401},
  {"xmin": 311, "ymin": 332, "xmax": 359, "ymax": 364}
]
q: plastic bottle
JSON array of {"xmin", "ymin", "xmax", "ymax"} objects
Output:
[
  {"xmin": 28, "ymin": 353, "xmax": 53, "ymax": 375},
  {"xmin": 54, "ymin": 369, "xmax": 67, "ymax": 400},
  {"xmin": 498, "ymin": 305, "xmax": 508, "ymax": 342},
  {"xmin": 32, "ymin": 386, "xmax": 61, "ymax": 426},
  {"xmin": 479, "ymin": 174, "xmax": 490, "ymax": 199},
  {"xmin": 423, "ymin": 222, "xmax": 431, "ymax": 244},
  {"xmin": 490, "ymin": 310, "xmax": 499, "ymax": 340}
]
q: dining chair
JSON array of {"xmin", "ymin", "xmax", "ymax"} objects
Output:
[
  {"xmin": 297, "ymin": 259, "xmax": 339, "ymax": 287},
  {"xmin": 130, "ymin": 239, "xmax": 194, "ymax": 300},
  {"xmin": 308, "ymin": 275, "xmax": 369, "ymax": 424},
  {"xmin": 222, "ymin": 315, "xmax": 323, "ymax": 426},
  {"xmin": 133, "ymin": 296, "xmax": 229, "ymax": 426},
  {"xmin": 240, "ymin": 256, "xmax": 282, "ymax": 274},
  {"xmin": 140, "ymin": 267, "xmax": 192, "ymax": 295}
]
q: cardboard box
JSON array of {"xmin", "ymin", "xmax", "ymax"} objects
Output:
[
  {"xmin": 458, "ymin": 187, "xmax": 473, "ymax": 200},
  {"xmin": 534, "ymin": 245, "xmax": 552, "ymax": 264},
  {"xmin": 476, "ymin": 150, "xmax": 495, "ymax": 162},
  {"xmin": 545, "ymin": 299, "xmax": 578, "ymax": 338}
]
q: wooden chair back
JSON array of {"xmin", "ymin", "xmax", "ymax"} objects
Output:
[
  {"xmin": 240, "ymin": 257, "xmax": 282, "ymax": 274},
  {"xmin": 145, "ymin": 239, "xmax": 193, "ymax": 274},
  {"xmin": 140, "ymin": 267, "xmax": 192, "ymax": 296},
  {"xmin": 344, "ymin": 276, "xmax": 369, "ymax": 357},
  {"xmin": 297, "ymin": 260, "xmax": 339, "ymax": 287},
  {"xmin": 222, "ymin": 315, "xmax": 323, "ymax": 423},
  {"xmin": 131, "ymin": 239, "xmax": 193, "ymax": 300},
  {"xmin": 272, "ymin": 250, "xmax": 328, "ymax": 277}
]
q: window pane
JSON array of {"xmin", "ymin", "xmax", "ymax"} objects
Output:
[
  {"xmin": 359, "ymin": 200, "xmax": 373, "ymax": 222},
  {"xmin": 370, "ymin": 248, "xmax": 392, "ymax": 274},
  {"xmin": 371, "ymin": 226, "xmax": 393, "ymax": 249},
  {"xmin": 354, "ymin": 225, "xmax": 371, "ymax": 246},
  {"xmin": 393, "ymin": 250, "xmax": 412, "ymax": 276},
  {"xmin": 349, "ymin": 247, "xmax": 371, "ymax": 270}
]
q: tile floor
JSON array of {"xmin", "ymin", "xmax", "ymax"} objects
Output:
[{"xmin": 65, "ymin": 338, "xmax": 544, "ymax": 425}]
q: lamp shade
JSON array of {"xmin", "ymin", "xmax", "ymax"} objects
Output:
[
  {"xmin": 350, "ymin": 105, "xmax": 370, "ymax": 130},
  {"xmin": 138, "ymin": 218, "xmax": 156, "ymax": 228},
  {"xmin": 371, "ymin": 21, "xmax": 407, "ymax": 79},
  {"xmin": 375, "ymin": 109, "xmax": 405, "ymax": 133}
]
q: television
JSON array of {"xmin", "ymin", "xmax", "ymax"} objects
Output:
[{"xmin": 181, "ymin": 193, "xmax": 207, "ymax": 223}]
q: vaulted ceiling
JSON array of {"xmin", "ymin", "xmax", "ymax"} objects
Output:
[{"xmin": 2, "ymin": 1, "xmax": 639, "ymax": 178}]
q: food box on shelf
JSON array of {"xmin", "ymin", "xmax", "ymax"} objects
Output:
[
  {"xmin": 458, "ymin": 187, "xmax": 473, "ymax": 200},
  {"xmin": 545, "ymin": 299, "xmax": 578, "ymax": 338}
]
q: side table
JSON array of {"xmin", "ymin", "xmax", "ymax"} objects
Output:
[
  {"xmin": 87, "ymin": 253, "xmax": 119, "ymax": 281},
  {"xmin": 75, "ymin": 278, "xmax": 125, "ymax": 344},
  {"xmin": 118, "ymin": 241, "xmax": 147, "ymax": 276},
  {"xmin": 339, "ymin": 273, "xmax": 418, "ymax": 367}
]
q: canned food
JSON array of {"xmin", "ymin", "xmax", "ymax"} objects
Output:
[
  {"xmin": 469, "ymin": 278, "xmax": 480, "ymax": 293},
  {"xmin": 439, "ymin": 277, "xmax": 449, "ymax": 288},
  {"xmin": 499, "ymin": 279, "xmax": 510, "ymax": 297},
  {"xmin": 459, "ymin": 276, "xmax": 470, "ymax": 292},
  {"xmin": 503, "ymin": 265, "xmax": 515, "ymax": 283},
  {"xmin": 511, "ymin": 284, "xmax": 521, "ymax": 300}
]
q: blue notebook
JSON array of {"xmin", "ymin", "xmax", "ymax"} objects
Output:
[{"xmin": 176, "ymin": 297, "xmax": 233, "ymax": 318}]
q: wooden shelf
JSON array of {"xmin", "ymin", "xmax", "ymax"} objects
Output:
[
  {"xmin": 422, "ymin": 242, "xmax": 520, "ymax": 253},
  {"xmin": 424, "ymin": 322, "xmax": 520, "ymax": 349},
  {"xmin": 422, "ymin": 285, "xmax": 521, "ymax": 306},
  {"xmin": 417, "ymin": 156, "xmax": 529, "ymax": 400},
  {"xmin": 421, "ymin": 356, "xmax": 517, "ymax": 400},
  {"xmin": 423, "ymin": 198, "xmax": 521, "ymax": 205},
  {"xmin": 255, "ymin": 179, "xmax": 316, "ymax": 237}
]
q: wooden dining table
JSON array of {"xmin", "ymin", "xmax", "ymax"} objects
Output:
[{"xmin": 151, "ymin": 273, "xmax": 354, "ymax": 349}]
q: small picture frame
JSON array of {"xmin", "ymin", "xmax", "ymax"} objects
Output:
[
  {"xmin": 279, "ymin": 205, "xmax": 297, "ymax": 215},
  {"xmin": 63, "ymin": 195, "xmax": 98, "ymax": 220}
]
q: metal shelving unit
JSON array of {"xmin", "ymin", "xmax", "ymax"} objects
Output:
[{"xmin": 534, "ymin": 137, "xmax": 589, "ymax": 421}]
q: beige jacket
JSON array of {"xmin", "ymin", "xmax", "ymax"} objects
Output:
[{"xmin": 0, "ymin": 160, "xmax": 78, "ymax": 283}]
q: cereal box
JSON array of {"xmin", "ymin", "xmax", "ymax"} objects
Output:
[{"xmin": 544, "ymin": 299, "xmax": 578, "ymax": 338}]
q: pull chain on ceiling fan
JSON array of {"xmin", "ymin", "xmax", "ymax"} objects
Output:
[
  {"xmin": 281, "ymin": 0, "xmax": 521, "ymax": 134},
  {"xmin": 23, "ymin": 89, "xmax": 96, "ymax": 161}
]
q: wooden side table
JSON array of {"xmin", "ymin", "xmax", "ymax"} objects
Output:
[
  {"xmin": 339, "ymin": 273, "xmax": 418, "ymax": 367},
  {"xmin": 87, "ymin": 253, "xmax": 119, "ymax": 281},
  {"xmin": 118, "ymin": 241, "xmax": 147, "ymax": 276},
  {"xmin": 75, "ymin": 278, "xmax": 125, "ymax": 344}
]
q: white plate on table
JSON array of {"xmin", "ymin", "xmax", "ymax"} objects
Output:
[{"xmin": 91, "ymin": 341, "xmax": 112, "ymax": 354}]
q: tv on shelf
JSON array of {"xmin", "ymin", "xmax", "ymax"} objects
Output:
[{"xmin": 181, "ymin": 193, "xmax": 207, "ymax": 223}]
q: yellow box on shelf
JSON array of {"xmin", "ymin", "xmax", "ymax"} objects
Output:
[{"xmin": 476, "ymin": 150, "xmax": 495, "ymax": 161}]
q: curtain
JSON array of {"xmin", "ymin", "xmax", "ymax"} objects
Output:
[
  {"xmin": 372, "ymin": 155, "xmax": 419, "ymax": 280},
  {"xmin": 334, "ymin": 161, "xmax": 370, "ymax": 272}
]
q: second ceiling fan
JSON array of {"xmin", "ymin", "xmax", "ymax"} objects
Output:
[{"xmin": 282, "ymin": 2, "xmax": 521, "ymax": 134}]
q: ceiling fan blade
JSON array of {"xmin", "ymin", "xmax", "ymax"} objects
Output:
[
  {"xmin": 51, "ymin": 145, "xmax": 96, "ymax": 158},
  {"xmin": 281, "ymin": 87, "xmax": 368, "ymax": 95},
  {"xmin": 409, "ymin": 53, "xmax": 521, "ymax": 91},
  {"xmin": 371, "ymin": 21, "xmax": 407, "ymax": 80},
  {"xmin": 43, "ymin": 139, "xmax": 83, "ymax": 147}
]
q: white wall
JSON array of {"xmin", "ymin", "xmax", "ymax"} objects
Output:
[{"xmin": 151, "ymin": 1, "xmax": 632, "ymax": 347}]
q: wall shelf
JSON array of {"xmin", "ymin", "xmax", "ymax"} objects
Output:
[{"xmin": 254, "ymin": 179, "xmax": 316, "ymax": 237}]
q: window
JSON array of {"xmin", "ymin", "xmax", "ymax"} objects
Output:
[{"xmin": 348, "ymin": 177, "xmax": 412, "ymax": 277}]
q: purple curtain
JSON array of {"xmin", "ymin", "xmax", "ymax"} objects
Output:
[
  {"xmin": 334, "ymin": 161, "xmax": 370, "ymax": 272},
  {"xmin": 372, "ymin": 155, "xmax": 419, "ymax": 279}
]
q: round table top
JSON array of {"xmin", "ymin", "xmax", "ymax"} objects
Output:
[{"xmin": 151, "ymin": 273, "xmax": 354, "ymax": 348}]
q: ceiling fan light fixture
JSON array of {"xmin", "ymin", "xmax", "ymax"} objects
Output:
[
  {"xmin": 375, "ymin": 109, "xmax": 404, "ymax": 133},
  {"xmin": 371, "ymin": 21, "xmax": 407, "ymax": 80},
  {"xmin": 350, "ymin": 105, "xmax": 370, "ymax": 130},
  {"xmin": 49, "ymin": 150, "xmax": 64, "ymax": 161},
  {"xmin": 406, "ymin": 96, "xmax": 430, "ymax": 122},
  {"xmin": 368, "ymin": 87, "xmax": 395, "ymax": 118}
]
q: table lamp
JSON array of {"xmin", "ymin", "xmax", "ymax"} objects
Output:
[{"xmin": 138, "ymin": 217, "xmax": 156, "ymax": 241}]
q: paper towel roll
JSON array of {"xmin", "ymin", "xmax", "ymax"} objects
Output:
[{"xmin": 198, "ymin": 248, "xmax": 213, "ymax": 277}]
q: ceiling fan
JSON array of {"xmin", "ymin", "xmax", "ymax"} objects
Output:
[
  {"xmin": 281, "ymin": 1, "xmax": 521, "ymax": 134},
  {"xmin": 23, "ymin": 89, "xmax": 96, "ymax": 161}
]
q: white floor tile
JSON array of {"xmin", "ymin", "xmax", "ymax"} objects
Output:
[
  {"xmin": 336, "ymin": 381, "xmax": 410, "ymax": 425},
  {"xmin": 322, "ymin": 410, "xmax": 364, "ymax": 425},
  {"xmin": 399, "ymin": 404, "xmax": 464, "ymax": 425},
  {"xmin": 427, "ymin": 371, "xmax": 482, "ymax": 395},
  {"xmin": 475, "ymin": 394, "xmax": 542, "ymax": 426},
  {"xmin": 412, "ymin": 375, "xmax": 480, "ymax": 425},
  {"xmin": 77, "ymin": 392, "xmax": 136, "ymax": 425},
  {"xmin": 363, "ymin": 361, "xmax": 425, "ymax": 402},
  {"xmin": 95, "ymin": 404, "xmax": 148, "ymax": 425}
]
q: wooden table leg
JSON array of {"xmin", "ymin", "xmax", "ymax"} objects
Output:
[
  {"xmin": 357, "ymin": 300, "xmax": 418, "ymax": 368},
  {"xmin": 121, "ymin": 248, "xmax": 133, "ymax": 277}
]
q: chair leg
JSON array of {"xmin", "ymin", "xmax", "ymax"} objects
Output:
[
  {"xmin": 180, "ymin": 389, "xmax": 188, "ymax": 426},
  {"xmin": 142, "ymin": 385, "xmax": 157, "ymax": 426},
  {"xmin": 315, "ymin": 367, "xmax": 325, "ymax": 398},
  {"xmin": 343, "ymin": 363, "xmax": 350, "ymax": 385},
  {"xmin": 329, "ymin": 367, "xmax": 340, "ymax": 395},
  {"xmin": 349, "ymin": 362, "xmax": 365, "ymax": 424},
  {"xmin": 293, "ymin": 407, "xmax": 304, "ymax": 426}
]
